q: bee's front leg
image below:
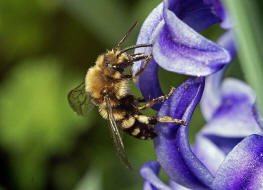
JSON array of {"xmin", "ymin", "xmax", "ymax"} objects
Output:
[
  {"xmin": 132, "ymin": 54, "xmax": 152, "ymax": 78},
  {"xmin": 122, "ymin": 54, "xmax": 152, "ymax": 80}
]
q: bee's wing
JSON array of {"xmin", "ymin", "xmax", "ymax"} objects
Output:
[
  {"xmin": 67, "ymin": 82, "xmax": 94, "ymax": 116},
  {"xmin": 104, "ymin": 94, "xmax": 132, "ymax": 169}
]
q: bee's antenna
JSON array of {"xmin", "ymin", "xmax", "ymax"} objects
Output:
[
  {"xmin": 115, "ymin": 21, "xmax": 139, "ymax": 50},
  {"xmin": 117, "ymin": 44, "xmax": 152, "ymax": 57}
]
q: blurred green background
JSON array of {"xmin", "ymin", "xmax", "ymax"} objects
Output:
[{"xmin": 0, "ymin": 0, "xmax": 262, "ymax": 190}]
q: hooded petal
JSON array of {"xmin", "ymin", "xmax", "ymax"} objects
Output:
[
  {"xmin": 133, "ymin": 0, "xmax": 232, "ymax": 109},
  {"xmin": 212, "ymin": 134, "xmax": 263, "ymax": 190},
  {"xmin": 201, "ymin": 78, "xmax": 263, "ymax": 138},
  {"xmin": 154, "ymin": 77, "xmax": 214, "ymax": 189},
  {"xmin": 152, "ymin": 3, "xmax": 231, "ymax": 76}
]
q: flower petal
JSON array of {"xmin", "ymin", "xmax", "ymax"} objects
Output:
[
  {"xmin": 135, "ymin": 57, "xmax": 164, "ymax": 110},
  {"xmin": 201, "ymin": 78, "xmax": 262, "ymax": 138},
  {"xmin": 154, "ymin": 77, "xmax": 214, "ymax": 189},
  {"xmin": 133, "ymin": 3, "xmax": 164, "ymax": 110},
  {"xmin": 153, "ymin": 8, "xmax": 231, "ymax": 76},
  {"xmin": 169, "ymin": 180, "xmax": 191, "ymax": 190},
  {"xmin": 141, "ymin": 161, "xmax": 172, "ymax": 190},
  {"xmin": 217, "ymin": 31, "xmax": 236, "ymax": 61},
  {"xmin": 165, "ymin": 0, "xmax": 221, "ymax": 32},
  {"xmin": 133, "ymin": 2, "xmax": 163, "ymax": 74},
  {"xmin": 133, "ymin": 2, "xmax": 163, "ymax": 73},
  {"xmin": 192, "ymin": 135, "xmax": 225, "ymax": 176},
  {"xmin": 133, "ymin": 0, "xmax": 233, "ymax": 109},
  {"xmin": 204, "ymin": 0, "xmax": 233, "ymax": 29},
  {"xmin": 212, "ymin": 134, "xmax": 263, "ymax": 190},
  {"xmin": 200, "ymin": 68, "xmax": 225, "ymax": 121},
  {"xmin": 135, "ymin": 3, "xmax": 163, "ymax": 49},
  {"xmin": 201, "ymin": 31, "xmax": 236, "ymax": 120},
  {"xmin": 144, "ymin": 181, "xmax": 160, "ymax": 190}
]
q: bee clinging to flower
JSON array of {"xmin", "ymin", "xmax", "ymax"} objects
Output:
[{"xmin": 68, "ymin": 22, "xmax": 186, "ymax": 169}]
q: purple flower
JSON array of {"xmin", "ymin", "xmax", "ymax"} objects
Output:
[
  {"xmin": 132, "ymin": 0, "xmax": 231, "ymax": 110},
  {"xmin": 140, "ymin": 75, "xmax": 263, "ymax": 189},
  {"xmin": 139, "ymin": 29, "xmax": 263, "ymax": 189},
  {"xmin": 139, "ymin": 23, "xmax": 263, "ymax": 189},
  {"xmin": 138, "ymin": 21, "xmax": 263, "ymax": 189},
  {"xmin": 203, "ymin": 0, "xmax": 233, "ymax": 29},
  {"xmin": 136, "ymin": 0, "xmax": 263, "ymax": 188}
]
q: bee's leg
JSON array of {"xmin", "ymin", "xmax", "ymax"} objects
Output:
[
  {"xmin": 132, "ymin": 54, "xmax": 152, "ymax": 78},
  {"xmin": 156, "ymin": 116, "xmax": 186, "ymax": 126},
  {"xmin": 122, "ymin": 54, "xmax": 152, "ymax": 79},
  {"xmin": 146, "ymin": 115, "xmax": 186, "ymax": 126},
  {"xmin": 137, "ymin": 87, "xmax": 176, "ymax": 110},
  {"xmin": 117, "ymin": 54, "xmax": 150, "ymax": 71},
  {"xmin": 130, "ymin": 53, "xmax": 144, "ymax": 57}
]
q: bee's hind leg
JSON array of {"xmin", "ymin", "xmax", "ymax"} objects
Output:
[
  {"xmin": 146, "ymin": 115, "xmax": 186, "ymax": 126},
  {"xmin": 157, "ymin": 116, "xmax": 186, "ymax": 126}
]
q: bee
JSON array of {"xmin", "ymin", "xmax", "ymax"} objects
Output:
[{"xmin": 67, "ymin": 22, "xmax": 186, "ymax": 169}]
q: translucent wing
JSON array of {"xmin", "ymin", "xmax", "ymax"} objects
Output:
[
  {"xmin": 67, "ymin": 82, "xmax": 93, "ymax": 116},
  {"xmin": 104, "ymin": 94, "xmax": 132, "ymax": 169}
]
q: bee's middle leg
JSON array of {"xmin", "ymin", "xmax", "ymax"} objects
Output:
[{"xmin": 137, "ymin": 87, "xmax": 176, "ymax": 110}]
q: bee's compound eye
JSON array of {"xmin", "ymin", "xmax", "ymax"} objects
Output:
[
  {"xmin": 102, "ymin": 89, "xmax": 107, "ymax": 96},
  {"xmin": 112, "ymin": 65, "xmax": 117, "ymax": 69}
]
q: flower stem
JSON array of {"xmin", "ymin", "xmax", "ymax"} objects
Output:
[{"xmin": 224, "ymin": 0, "xmax": 263, "ymax": 114}]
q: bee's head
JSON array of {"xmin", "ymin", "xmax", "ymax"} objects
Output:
[
  {"xmin": 104, "ymin": 62, "xmax": 124, "ymax": 73},
  {"xmin": 102, "ymin": 50, "xmax": 128, "ymax": 73}
]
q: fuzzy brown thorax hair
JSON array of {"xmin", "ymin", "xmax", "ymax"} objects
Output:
[{"xmin": 85, "ymin": 50, "xmax": 130, "ymax": 106}]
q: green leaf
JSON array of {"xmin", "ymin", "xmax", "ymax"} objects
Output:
[
  {"xmin": 223, "ymin": 0, "xmax": 263, "ymax": 114},
  {"xmin": 0, "ymin": 57, "xmax": 88, "ymax": 153},
  {"xmin": 0, "ymin": 57, "xmax": 92, "ymax": 190}
]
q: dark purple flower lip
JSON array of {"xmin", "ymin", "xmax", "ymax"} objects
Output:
[
  {"xmin": 153, "ymin": 77, "xmax": 213, "ymax": 189},
  {"xmin": 212, "ymin": 134, "xmax": 263, "ymax": 190}
]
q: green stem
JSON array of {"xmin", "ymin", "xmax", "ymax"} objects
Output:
[{"xmin": 224, "ymin": 0, "xmax": 263, "ymax": 114}]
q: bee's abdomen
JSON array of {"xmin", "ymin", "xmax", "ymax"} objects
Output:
[{"xmin": 119, "ymin": 114, "xmax": 157, "ymax": 140}]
